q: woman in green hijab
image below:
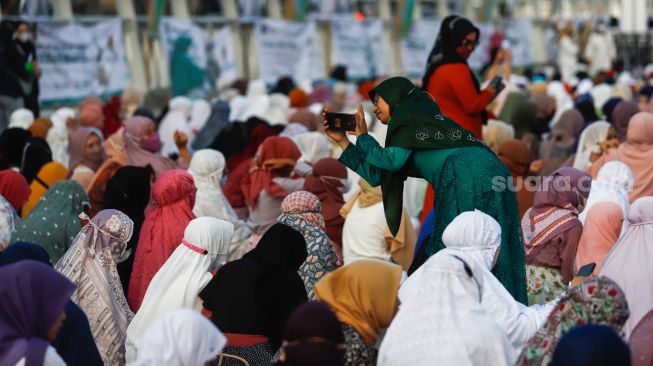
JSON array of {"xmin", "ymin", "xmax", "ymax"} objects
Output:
[
  {"xmin": 11, "ymin": 180, "xmax": 88, "ymax": 263},
  {"xmin": 325, "ymin": 77, "xmax": 527, "ymax": 303},
  {"xmin": 170, "ymin": 35, "xmax": 207, "ymax": 97}
]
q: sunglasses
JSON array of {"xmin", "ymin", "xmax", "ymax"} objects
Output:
[{"xmin": 462, "ymin": 39, "xmax": 479, "ymax": 48}]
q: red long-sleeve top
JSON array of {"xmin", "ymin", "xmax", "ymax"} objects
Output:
[{"xmin": 426, "ymin": 63, "xmax": 493, "ymax": 139}]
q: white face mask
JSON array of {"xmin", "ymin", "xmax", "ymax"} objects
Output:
[{"xmin": 16, "ymin": 32, "xmax": 32, "ymax": 43}]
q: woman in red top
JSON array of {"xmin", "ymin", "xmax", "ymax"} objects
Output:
[{"xmin": 422, "ymin": 15, "xmax": 499, "ymax": 139}]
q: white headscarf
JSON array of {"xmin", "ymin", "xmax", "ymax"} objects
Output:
[
  {"xmin": 8, "ymin": 108, "xmax": 34, "ymax": 129},
  {"xmin": 482, "ymin": 119, "xmax": 515, "ymax": 153},
  {"xmin": 547, "ymin": 81, "xmax": 574, "ymax": 127},
  {"xmin": 600, "ymin": 196, "xmax": 653, "ymax": 338},
  {"xmin": 189, "ymin": 149, "xmax": 251, "ymax": 260},
  {"xmin": 47, "ymin": 107, "xmax": 76, "ymax": 167},
  {"xmin": 293, "ymin": 132, "xmax": 330, "ymax": 165},
  {"xmin": 228, "ymin": 95, "xmax": 249, "ymax": 122},
  {"xmin": 572, "ymin": 121, "xmax": 611, "ymax": 171},
  {"xmin": 590, "ymin": 84, "xmax": 613, "ymax": 112},
  {"xmin": 189, "ymin": 99, "xmax": 212, "ymax": 134},
  {"xmin": 378, "ymin": 210, "xmax": 515, "ymax": 366},
  {"xmin": 243, "ymin": 79, "xmax": 270, "ymax": 120},
  {"xmin": 128, "ymin": 308, "xmax": 227, "ymax": 366},
  {"xmin": 399, "ymin": 211, "xmax": 554, "ymax": 354},
  {"xmin": 579, "ymin": 161, "xmax": 633, "ymax": 236},
  {"xmin": 158, "ymin": 96, "xmax": 192, "ymax": 156},
  {"xmin": 125, "ymin": 217, "xmax": 233, "ymax": 362},
  {"xmin": 266, "ymin": 93, "xmax": 290, "ymax": 125}
]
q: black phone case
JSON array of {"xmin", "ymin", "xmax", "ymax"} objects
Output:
[{"xmin": 326, "ymin": 112, "xmax": 356, "ymax": 131}]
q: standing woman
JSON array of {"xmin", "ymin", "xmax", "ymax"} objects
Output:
[
  {"xmin": 422, "ymin": 15, "xmax": 499, "ymax": 139},
  {"xmin": 558, "ymin": 22, "xmax": 579, "ymax": 83},
  {"xmin": 326, "ymin": 77, "xmax": 527, "ymax": 303}
]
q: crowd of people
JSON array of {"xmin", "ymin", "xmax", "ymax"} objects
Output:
[{"xmin": 1, "ymin": 13, "xmax": 653, "ymax": 366}]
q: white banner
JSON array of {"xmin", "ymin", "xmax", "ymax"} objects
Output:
[
  {"xmin": 159, "ymin": 18, "xmax": 238, "ymax": 84},
  {"xmin": 254, "ymin": 19, "xmax": 324, "ymax": 84},
  {"xmin": 502, "ymin": 19, "xmax": 534, "ymax": 67},
  {"xmin": 467, "ymin": 22, "xmax": 494, "ymax": 71},
  {"xmin": 37, "ymin": 19, "xmax": 130, "ymax": 103},
  {"xmin": 331, "ymin": 18, "xmax": 388, "ymax": 80},
  {"xmin": 400, "ymin": 20, "xmax": 440, "ymax": 78}
]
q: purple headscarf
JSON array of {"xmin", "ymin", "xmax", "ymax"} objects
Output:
[
  {"xmin": 123, "ymin": 116, "xmax": 178, "ymax": 177},
  {"xmin": 533, "ymin": 167, "xmax": 592, "ymax": 210},
  {"xmin": 68, "ymin": 127, "xmax": 105, "ymax": 172},
  {"xmin": 0, "ymin": 260, "xmax": 75, "ymax": 366},
  {"xmin": 611, "ymin": 101, "xmax": 640, "ymax": 142}
]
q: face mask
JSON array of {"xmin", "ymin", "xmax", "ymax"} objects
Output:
[
  {"xmin": 16, "ymin": 32, "xmax": 31, "ymax": 43},
  {"xmin": 140, "ymin": 132, "xmax": 161, "ymax": 153}
]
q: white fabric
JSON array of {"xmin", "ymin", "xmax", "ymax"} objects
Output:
[
  {"xmin": 189, "ymin": 99, "xmax": 212, "ymax": 135},
  {"xmin": 579, "ymin": 161, "xmax": 633, "ymax": 236},
  {"xmin": 293, "ymin": 132, "xmax": 330, "ymax": 165},
  {"xmin": 342, "ymin": 199, "xmax": 391, "ymax": 264},
  {"xmin": 0, "ymin": 195, "xmax": 19, "ymax": 250},
  {"xmin": 576, "ymin": 79, "xmax": 594, "ymax": 96},
  {"xmin": 125, "ymin": 217, "xmax": 233, "ymax": 362},
  {"xmin": 378, "ymin": 216, "xmax": 515, "ymax": 365},
  {"xmin": 584, "ymin": 32, "xmax": 616, "ymax": 75},
  {"xmin": 558, "ymin": 35, "xmax": 579, "ymax": 82},
  {"xmin": 403, "ymin": 177, "xmax": 428, "ymax": 220},
  {"xmin": 590, "ymin": 84, "xmax": 613, "ymax": 112},
  {"xmin": 158, "ymin": 96, "xmax": 192, "ymax": 156},
  {"xmin": 243, "ymin": 79, "xmax": 270, "ymax": 120},
  {"xmin": 572, "ymin": 121, "xmax": 611, "ymax": 171},
  {"xmin": 14, "ymin": 346, "xmax": 66, "ymax": 366},
  {"xmin": 228, "ymin": 95, "xmax": 249, "ymax": 122},
  {"xmin": 128, "ymin": 308, "xmax": 227, "ymax": 366},
  {"xmin": 400, "ymin": 211, "xmax": 555, "ymax": 353},
  {"xmin": 8, "ymin": 108, "xmax": 34, "ymax": 129},
  {"xmin": 47, "ymin": 108, "xmax": 75, "ymax": 167},
  {"xmin": 547, "ymin": 81, "xmax": 574, "ymax": 127},
  {"xmin": 189, "ymin": 149, "xmax": 251, "ymax": 260},
  {"xmin": 266, "ymin": 93, "xmax": 290, "ymax": 125},
  {"xmin": 600, "ymin": 196, "xmax": 653, "ymax": 338}
]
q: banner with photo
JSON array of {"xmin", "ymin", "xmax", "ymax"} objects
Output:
[
  {"xmin": 159, "ymin": 18, "xmax": 238, "ymax": 84},
  {"xmin": 37, "ymin": 19, "xmax": 130, "ymax": 103},
  {"xmin": 331, "ymin": 17, "xmax": 388, "ymax": 80},
  {"xmin": 254, "ymin": 19, "xmax": 324, "ymax": 84}
]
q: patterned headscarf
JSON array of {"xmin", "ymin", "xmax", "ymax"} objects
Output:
[
  {"xmin": 12, "ymin": 180, "xmax": 88, "ymax": 263},
  {"xmin": 516, "ymin": 277, "xmax": 629, "ymax": 366},
  {"xmin": 278, "ymin": 191, "xmax": 338, "ymax": 300},
  {"xmin": 55, "ymin": 209, "xmax": 134, "ymax": 366}
]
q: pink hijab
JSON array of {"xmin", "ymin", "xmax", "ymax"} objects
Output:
[
  {"xmin": 589, "ymin": 112, "xmax": 653, "ymax": 202},
  {"xmin": 128, "ymin": 170, "xmax": 196, "ymax": 311},
  {"xmin": 68, "ymin": 127, "xmax": 105, "ymax": 172},
  {"xmin": 600, "ymin": 196, "xmax": 653, "ymax": 338},
  {"xmin": 575, "ymin": 201, "xmax": 624, "ymax": 275},
  {"xmin": 123, "ymin": 116, "xmax": 178, "ymax": 177}
]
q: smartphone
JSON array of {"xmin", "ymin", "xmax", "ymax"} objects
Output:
[
  {"xmin": 576, "ymin": 263, "xmax": 596, "ymax": 277},
  {"xmin": 326, "ymin": 112, "xmax": 356, "ymax": 132},
  {"xmin": 489, "ymin": 75, "xmax": 505, "ymax": 95}
]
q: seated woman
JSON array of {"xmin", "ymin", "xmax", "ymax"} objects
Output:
[
  {"xmin": 126, "ymin": 217, "xmax": 233, "ymax": 362},
  {"xmin": 68, "ymin": 127, "xmax": 105, "ymax": 190},
  {"xmin": 0, "ymin": 170, "xmax": 31, "ymax": 249},
  {"xmin": 381, "ymin": 210, "xmax": 553, "ymax": 365},
  {"xmin": 521, "ymin": 167, "xmax": 590, "ymax": 305},
  {"xmin": 242, "ymin": 136, "xmax": 303, "ymax": 238},
  {"xmin": 314, "ymin": 259, "xmax": 403, "ymax": 366},
  {"xmin": 0, "ymin": 261, "xmax": 75, "ymax": 366},
  {"xmin": 325, "ymin": 76, "xmax": 526, "ymax": 303},
  {"xmin": 575, "ymin": 202, "xmax": 624, "ymax": 275},
  {"xmin": 199, "ymin": 223, "xmax": 308, "ymax": 366},
  {"xmin": 516, "ymin": 277, "xmax": 629, "ymax": 365},
  {"xmin": 277, "ymin": 191, "xmax": 339, "ymax": 299},
  {"xmin": 56, "ymin": 209, "xmax": 135, "ymax": 365}
]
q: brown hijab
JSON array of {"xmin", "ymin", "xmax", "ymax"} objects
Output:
[{"xmin": 498, "ymin": 139, "xmax": 534, "ymax": 218}]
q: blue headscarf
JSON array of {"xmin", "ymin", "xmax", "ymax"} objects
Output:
[{"xmin": 550, "ymin": 324, "xmax": 630, "ymax": 366}]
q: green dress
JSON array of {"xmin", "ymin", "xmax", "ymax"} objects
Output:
[{"xmin": 340, "ymin": 134, "xmax": 527, "ymax": 303}]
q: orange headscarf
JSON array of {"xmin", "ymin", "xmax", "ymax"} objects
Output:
[
  {"xmin": 314, "ymin": 259, "xmax": 402, "ymax": 345},
  {"xmin": 575, "ymin": 201, "xmax": 624, "ymax": 274},
  {"xmin": 288, "ymin": 88, "xmax": 309, "ymax": 108},
  {"xmin": 21, "ymin": 162, "xmax": 68, "ymax": 218},
  {"xmin": 28, "ymin": 117, "xmax": 53, "ymax": 138}
]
